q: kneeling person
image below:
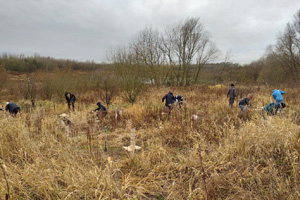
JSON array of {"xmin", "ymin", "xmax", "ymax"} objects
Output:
[{"xmin": 94, "ymin": 102, "xmax": 107, "ymax": 118}]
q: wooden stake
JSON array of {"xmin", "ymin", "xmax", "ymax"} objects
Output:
[
  {"xmin": 130, "ymin": 128, "xmax": 136, "ymax": 156},
  {"xmin": 104, "ymin": 126, "xmax": 107, "ymax": 152}
]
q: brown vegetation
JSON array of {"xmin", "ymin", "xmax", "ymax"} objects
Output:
[
  {"xmin": 0, "ymin": 9, "xmax": 300, "ymax": 199},
  {"xmin": 0, "ymin": 82, "xmax": 300, "ymax": 199}
]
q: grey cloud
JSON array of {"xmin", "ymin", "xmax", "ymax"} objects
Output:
[{"xmin": 0, "ymin": 0, "xmax": 300, "ymax": 64}]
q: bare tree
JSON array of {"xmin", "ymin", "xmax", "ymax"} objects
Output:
[
  {"xmin": 115, "ymin": 64, "xmax": 145, "ymax": 105},
  {"xmin": 108, "ymin": 46, "xmax": 135, "ymax": 65},
  {"xmin": 130, "ymin": 26, "xmax": 166, "ymax": 85},
  {"xmin": 194, "ymin": 37, "xmax": 220, "ymax": 83},
  {"xmin": 162, "ymin": 17, "xmax": 220, "ymax": 85},
  {"xmin": 108, "ymin": 17, "xmax": 220, "ymax": 86},
  {"xmin": 269, "ymin": 9, "xmax": 300, "ymax": 80},
  {"xmin": 213, "ymin": 51, "xmax": 233, "ymax": 82},
  {"xmin": 21, "ymin": 76, "xmax": 37, "ymax": 107},
  {"xmin": 109, "ymin": 47, "xmax": 146, "ymax": 105},
  {"xmin": 96, "ymin": 74, "xmax": 118, "ymax": 108}
]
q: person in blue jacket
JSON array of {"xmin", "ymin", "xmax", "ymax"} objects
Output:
[{"xmin": 272, "ymin": 89, "xmax": 285, "ymax": 112}]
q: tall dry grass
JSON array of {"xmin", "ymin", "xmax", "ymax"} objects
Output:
[{"xmin": 0, "ymin": 85, "xmax": 300, "ymax": 199}]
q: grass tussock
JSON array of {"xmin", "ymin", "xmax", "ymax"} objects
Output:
[{"xmin": 0, "ymin": 85, "xmax": 300, "ymax": 199}]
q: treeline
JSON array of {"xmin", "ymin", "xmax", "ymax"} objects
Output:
[
  {"xmin": 0, "ymin": 62, "xmax": 262, "ymax": 108},
  {"xmin": 0, "ymin": 52, "xmax": 258, "ymax": 85},
  {"xmin": 0, "ymin": 56, "xmax": 294, "ymax": 109},
  {"xmin": 0, "ymin": 53, "xmax": 107, "ymax": 72},
  {"xmin": 254, "ymin": 9, "xmax": 300, "ymax": 85},
  {"xmin": 108, "ymin": 17, "xmax": 220, "ymax": 86},
  {"xmin": 2, "ymin": 9, "xmax": 300, "ymax": 88},
  {"xmin": 107, "ymin": 10, "xmax": 300, "ymax": 86},
  {"xmin": 219, "ymin": 9, "xmax": 300, "ymax": 86}
]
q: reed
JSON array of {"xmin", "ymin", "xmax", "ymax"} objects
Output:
[{"xmin": 0, "ymin": 85, "xmax": 299, "ymax": 199}]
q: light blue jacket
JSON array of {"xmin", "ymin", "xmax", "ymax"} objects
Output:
[{"xmin": 272, "ymin": 89, "xmax": 285, "ymax": 102}]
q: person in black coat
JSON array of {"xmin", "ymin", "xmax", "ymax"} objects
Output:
[
  {"xmin": 227, "ymin": 83, "xmax": 237, "ymax": 108},
  {"xmin": 162, "ymin": 91, "xmax": 176, "ymax": 117},
  {"xmin": 65, "ymin": 92, "xmax": 76, "ymax": 112},
  {"xmin": 94, "ymin": 102, "xmax": 107, "ymax": 118},
  {"xmin": 162, "ymin": 91, "xmax": 176, "ymax": 108},
  {"xmin": 5, "ymin": 102, "xmax": 20, "ymax": 116}
]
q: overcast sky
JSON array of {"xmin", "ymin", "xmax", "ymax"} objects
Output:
[{"xmin": 1, "ymin": 0, "xmax": 299, "ymax": 65}]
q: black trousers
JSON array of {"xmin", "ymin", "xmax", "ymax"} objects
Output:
[{"xmin": 67, "ymin": 100, "xmax": 75, "ymax": 111}]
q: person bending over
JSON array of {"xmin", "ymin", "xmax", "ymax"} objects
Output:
[
  {"xmin": 272, "ymin": 89, "xmax": 285, "ymax": 112},
  {"xmin": 162, "ymin": 91, "xmax": 176, "ymax": 116},
  {"xmin": 5, "ymin": 102, "xmax": 20, "ymax": 116},
  {"xmin": 65, "ymin": 92, "xmax": 76, "ymax": 112},
  {"xmin": 238, "ymin": 94, "xmax": 252, "ymax": 113},
  {"xmin": 262, "ymin": 102, "xmax": 285, "ymax": 116}
]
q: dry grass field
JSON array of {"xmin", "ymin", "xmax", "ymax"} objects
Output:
[{"xmin": 1, "ymin": 85, "xmax": 300, "ymax": 199}]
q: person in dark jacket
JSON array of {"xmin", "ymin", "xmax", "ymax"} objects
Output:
[
  {"xmin": 175, "ymin": 94, "xmax": 183, "ymax": 108},
  {"xmin": 262, "ymin": 102, "xmax": 285, "ymax": 116},
  {"xmin": 227, "ymin": 83, "xmax": 237, "ymax": 108},
  {"xmin": 94, "ymin": 102, "xmax": 107, "ymax": 117},
  {"xmin": 162, "ymin": 91, "xmax": 176, "ymax": 116},
  {"xmin": 5, "ymin": 102, "xmax": 20, "ymax": 116},
  {"xmin": 65, "ymin": 92, "xmax": 76, "ymax": 112},
  {"xmin": 162, "ymin": 91, "xmax": 176, "ymax": 108},
  {"xmin": 238, "ymin": 94, "xmax": 252, "ymax": 113}
]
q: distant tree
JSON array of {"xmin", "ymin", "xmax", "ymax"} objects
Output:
[
  {"xmin": 161, "ymin": 17, "xmax": 220, "ymax": 85},
  {"xmin": 213, "ymin": 51, "xmax": 233, "ymax": 83},
  {"xmin": 95, "ymin": 73, "xmax": 118, "ymax": 108},
  {"xmin": 257, "ymin": 54, "xmax": 285, "ymax": 85},
  {"xmin": 0, "ymin": 64, "xmax": 7, "ymax": 91},
  {"xmin": 117, "ymin": 65, "xmax": 145, "ymax": 105},
  {"xmin": 51, "ymin": 67, "xmax": 74, "ymax": 101},
  {"xmin": 108, "ymin": 46, "xmax": 135, "ymax": 65},
  {"xmin": 40, "ymin": 73, "xmax": 54, "ymax": 100},
  {"xmin": 21, "ymin": 76, "xmax": 37, "ymax": 107},
  {"xmin": 130, "ymin": 26, "xmax": 166, "ymax": 85},
  {"xmin": 108, "ymin": 47, "xmax": 146, "ymax": 104},
  {"xmin": 268, "ymin": 9, "xmax": 300, "ymax": 80}
]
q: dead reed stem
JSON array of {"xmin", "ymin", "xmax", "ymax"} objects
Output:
[{"xmin": 0, "ymin": 159, "xmax": 10, "ymax": 200}]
